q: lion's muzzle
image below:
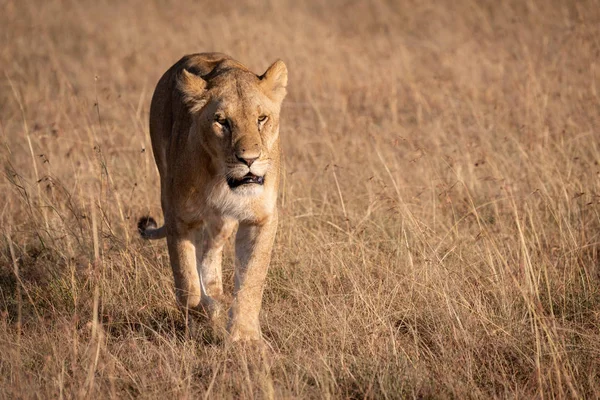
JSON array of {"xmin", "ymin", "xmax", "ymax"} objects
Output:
[{"xmin": 227, "ymin": 172, "xmax": 265, "ymax": 189}]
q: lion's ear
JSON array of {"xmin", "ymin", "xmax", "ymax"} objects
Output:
[
  {"xmin": 177, "ymin": 69, "xmax": 207, "ymax": 112},
  {"xmin": 260, "ymin": 60, "xmax": 287, "ymax": 103}
]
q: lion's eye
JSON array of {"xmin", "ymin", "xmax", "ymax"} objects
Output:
[
  {"xmin": 258, "ymin": 115, "xmax": 268, "ymax": 124},
  {"xmin": 214, "ymin": 115, "xmax": 229, "ymax": 128}
]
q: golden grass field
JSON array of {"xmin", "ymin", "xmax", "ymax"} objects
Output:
[{"xmin": 1, "ymin": 0, "xmax": 599, "ymax": 398}]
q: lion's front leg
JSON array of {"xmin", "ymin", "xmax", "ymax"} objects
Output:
[
  {"xmin": 166, "ymin": 223, "xmax": 202, "ymax": 317},
  {"xmin": 228, "ymin": 213, "xmax": 278, "ymax": 341},
  {"xmin": 195, "ymin": 216, "xmax": 237, "ymax": 322}
]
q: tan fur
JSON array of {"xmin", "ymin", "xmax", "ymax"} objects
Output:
[{"xmin": 141, "ymin": 53, "xmax": 287, "ymax": 341}]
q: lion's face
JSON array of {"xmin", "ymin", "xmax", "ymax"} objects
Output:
[{"xmin": 178, "ymin": 61, "xmax": 287, "ymax": 197}]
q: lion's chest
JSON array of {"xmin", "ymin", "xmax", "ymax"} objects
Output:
[
  {"xmin": 207, "ymin": 182, "xmax": 276, "ymax": 223},
  {"xmin": 175, "ymin": 180, "xmax": 275, "ymax": 225}
]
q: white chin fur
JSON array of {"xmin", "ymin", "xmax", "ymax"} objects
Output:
[
  {"xmin": 232, "ymin": 183, "xmax": 264, "ymax": 197},
  {"xmin": 208, "ymin": 180, "xmax": 265, "ymax": 221}
]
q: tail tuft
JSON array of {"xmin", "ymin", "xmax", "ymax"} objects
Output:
[{"xmin": 138, "ymin": 216, "xmax": 157, "ymax": 236}]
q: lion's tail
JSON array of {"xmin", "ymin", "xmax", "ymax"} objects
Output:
[{"xmin": 138, "ymin": 216, "xmax": 167, "ymax": 240}]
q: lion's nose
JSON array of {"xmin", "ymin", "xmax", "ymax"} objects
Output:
[{"xmin": 236, "ymin": 154, "xmax": 259, "ymax": 167}]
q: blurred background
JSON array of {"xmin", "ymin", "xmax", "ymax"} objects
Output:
[{"xmin": 1, "ymin": 0, "xmax": 599, "ymax": 398}]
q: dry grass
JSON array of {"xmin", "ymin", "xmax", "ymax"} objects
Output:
[{"xmin": 1, "ymin": 0, "xmax": 599, "ymax": 398}]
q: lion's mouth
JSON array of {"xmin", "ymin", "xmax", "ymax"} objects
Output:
[{"xmin": 227, "ymin": 173, "xmax": 265, "ymax": 189}]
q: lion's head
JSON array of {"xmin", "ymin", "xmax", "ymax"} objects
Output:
[{"xmin": 177, "ymin": 58, "xmax": 287, "ymax": 197}]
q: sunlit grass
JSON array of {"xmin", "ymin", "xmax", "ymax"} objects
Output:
[{"xmin": 1, "ymin": 0, "xmax": 599, "ymax": 398}]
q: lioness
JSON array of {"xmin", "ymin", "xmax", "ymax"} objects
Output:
[{"xmin": 138, "ymin": 53, "xmax": 287, "ymax": 341}]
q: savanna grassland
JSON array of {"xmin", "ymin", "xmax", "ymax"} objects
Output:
[{"xmin": 1, "ymin": 0, "xmax": 599, "ymax": 398}]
